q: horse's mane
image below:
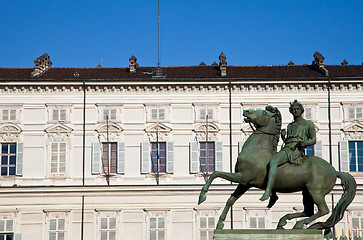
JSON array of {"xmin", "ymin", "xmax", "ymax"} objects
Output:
[{"xmin": 265, "ymin": 105, "xmax": 282, "ymax": 152}]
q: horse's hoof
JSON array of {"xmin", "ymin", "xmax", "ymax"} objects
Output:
[
  {"xmin": 198, "ymin": 194, "xmax": 206, "ymax": 205},
  {"xmin": 216, "ymin": 222, "xmax": 224, "ymax": 229},
  {"xmin": 276, "ymin": 226, "xmax": 285, "ymax": 230}
]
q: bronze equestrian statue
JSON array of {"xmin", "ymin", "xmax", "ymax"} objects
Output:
[{"xmin": 198, "ymin": 103, "xmax": 356, "ymax": 235}]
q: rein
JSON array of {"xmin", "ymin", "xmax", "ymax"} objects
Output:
[{"xmin": 248, "ymin": 122, "xmax": 278, "ymax": 136}]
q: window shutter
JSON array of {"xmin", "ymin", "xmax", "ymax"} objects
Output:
[
  {"xmin": 315, "ymin": 140, "xmax": 323, "ymax": 158},
  {"xmin": 215, "ymin": 141, "xmax": 223, "ymax": 171},
  {"xmin": 151, "ymin": 109, "xmax": 158, "ymax": 120},
  {"xmin": 166, "ymin": 142, "xmax": 174, "ymax": 173},
  {"xmin": 207, "ymin": 109, "xmax": 214, "ymax": 120},
  {"xmin": 339, "ymin": 141, "xmax": 349, "ymax": 172},
  {"xmin": 117, "ymin": 142, "xmax": 125, "ymax": 174},
  {"xmin": 159, "ymin": 109, "xmax": 165, "ymax": 120},
  {"xmin": 141, "ymin": 142, "xmax": 151, "ymax": 173},
  {"xmin": 190, "ymin": 141, "xmax": 199, "ymax": 173},
  {"xmin": 60, "ymin": 109, "xmax": 67, "ymax": 121},
  {"xmin": 14, "ymin": 233, "xmax": 22, "ymax": 240},
  {"xmin": 3, "ymin": 109, "xmax": 9, "ymax": 121},
  {"xmin": 92, "ymin": 142, "xmax": 102, "ymax": 174},
  {"xmin": 348, "ymin": 107, "xmax": 355, "ymax": 120},
  {"xmin": 103, "ymin": 109, "xmax": 108, "ymax": 121},
  {"xmin": 52, "ymin": 109, "xmax": 59, "ymax": 121},
  {"xmin": 238, "ymin": 141, "xmax": 245, "ymax": 154},
  {"xmin": 16, "ymin": 142, "xmax": 24, "ymax": 176},
  {"xmin": 200, "ymin": 109, "xmax": 206, "ymax": 120}
]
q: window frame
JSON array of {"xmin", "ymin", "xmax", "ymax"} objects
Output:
[
  {"xmin": 348, "ymin": 106, "xmax": 363, "ymax": 120},
  {"xmin": 199, "ymin": 142, "xmax": 215, "ymax": 173},
  {"xmin": 103, "ymin": 108, "xmax": 117, "ymax": 121},
  {"xmin": 1, "ymin": 109, "xmax": 17, "ymax": 122},
  {"xmin": 248, "ymin": 216, "xmax": 266, "ymax": 229},
  {"xmin": 52, "ymin": 108, "xmax": 68, "ymax": 122},
  {"xmin": 101, "ymin": 142, "xmax": 118, "ymax": 175},
  {"xmin": 198, "ymin": 108, "xmax": 214, "ymax": 121},
  {"xmin": 148, "ymin": 216, "xmax": 166, "ymax": 240},
  {"xmin": 348, "ymin": 141, "xmax": 363, "ymax": 172},
  {"xmin": 0, "ymin": 143, "xmax": 17, "ymax": 176},
  {"xmin": 150, "ymin": 108, "xmax": 166, "ymax": 122},
  {"xmin": 198, "ymin": 216, "xmax": 215, "ymax": 240},
  {"xmin": 150, "ymin": 142, "xmax": 167, "ymax": 173},
  {"xmin": 48, "ymin": 218, "xmax": 66, "ymax": 240},
  {"xmin": 100, "ymin": 217, "xmax": 117, "ymax": 240}
]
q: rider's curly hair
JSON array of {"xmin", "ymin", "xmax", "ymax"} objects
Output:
[{"xmin": 265, "ymin": 105, "xmax": 282, "ymax": 152}]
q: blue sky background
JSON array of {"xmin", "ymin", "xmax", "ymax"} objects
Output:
[{"xmin": 1, "ymin": 0, "xmax": 363, "ymax": 68}]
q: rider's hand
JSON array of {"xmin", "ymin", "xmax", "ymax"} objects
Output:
[{"xmin": 281, "ymin": 129, "xmax": 286, "ymax": 140}]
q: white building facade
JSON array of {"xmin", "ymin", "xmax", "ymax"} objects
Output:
[{"xmin": 0, "ymin": 52, "xmax": 362, "ymax": 240}]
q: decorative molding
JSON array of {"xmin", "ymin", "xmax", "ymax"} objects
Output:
[
  {"xmin": 0, "ymin": 124, "xmax": 22, "ymax": 142},
  {"xmin": 194, "ymin": 123, "xmax": 219, "ymax": 141},
  {"xmin": 45, "ymin": 123, "xmax": 73, "ymax": 142},
  {"xmin": 145, "ymin": 123, "xmax": 172, "ymax": 141},
  {"xmin": 341, "ymin": 121, "xmax": 363, "ymax": 140},
  {"xmin": 96, "ymin": 123, "xmax": 123, "ymax": 142}
]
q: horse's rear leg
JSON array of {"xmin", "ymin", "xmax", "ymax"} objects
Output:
[
  {"xmin": 216, "ymin": 184, "xmax": 249, "ymax": 229},
  {"xmin": 293, "ymin": 191, "xmax": 329, "ymax": 229},
  {"xmin": 198, "ymin": 171, "xmax": 244, "ymax": 205},
  {"xmin": 277, "ymin": 189, "xmax": 314, "ymax": 229}
]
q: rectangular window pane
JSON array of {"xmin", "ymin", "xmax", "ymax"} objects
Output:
[
  {"xmin": 250, "ymin": 217, "xmax": 257, "ymax": 228},
  {"xmin": 2, "ymin": 110, "xmax": 9, "ymax": 121},
  {"xmin": 258, "ymin": 217, "xmax": 266, "ymax": 228},
  {"xmin": 101, "ymin": 218, "xmax": 108, "ymax": 229},
  {"xmin": 150, "ymin": 218, "xmax": 157, "ymax": 229}
]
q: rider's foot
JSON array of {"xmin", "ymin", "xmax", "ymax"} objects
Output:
[{"xmin": 259, "ymin": 191, "xmax": 271, "ymax": 201}]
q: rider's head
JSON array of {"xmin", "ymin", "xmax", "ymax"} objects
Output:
[{"xmin": 289, "ymin": 100, "xmax": 304, "ymax": 114}]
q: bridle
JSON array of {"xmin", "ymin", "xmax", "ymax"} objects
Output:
[{"xmin": 248, "ymin": 121, "xmax": 279, "ymax": 136}]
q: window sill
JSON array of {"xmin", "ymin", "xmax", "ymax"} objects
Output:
[{"xmin": 144, "ymin": 173, "xmax": 172, "ymax": 178}]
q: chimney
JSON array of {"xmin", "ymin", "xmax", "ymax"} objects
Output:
[
  {"xmin": 312, "ymin": 51, "xmax": 329, "ymax": 76},
  {"xmin": 219, "ymin": 52, "xmax": 227, "ymax": 77},
  {"xmin": 129, "ymin": 55, "xmax": 138, "ymax": 73},
  {"xmin": 341, "ymin": 60, "xmax": 348, "ymax": 66},
  {"xmin": 199, "ymin": 61, "xmax": 206, "ymax": 66},
  {"xmin": 31, "ymin": 53, "xmax": 52, "ymax": 77},
  {"xmin": 96, "ymin": 64, "xmax": 103, "ymax": 69},
  {"xmin": 288, "ymin": 61, "xmax": 295, "ymax": 66}
]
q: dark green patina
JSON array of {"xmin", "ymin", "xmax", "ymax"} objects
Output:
[{"xmin": 198, "ymin": 104, "xmax": 356, "ymax": 235}]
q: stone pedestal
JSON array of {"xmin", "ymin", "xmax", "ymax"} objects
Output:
[{"xmin": 213, "ymin": 229, "xmax": 323, "ymax": 240}]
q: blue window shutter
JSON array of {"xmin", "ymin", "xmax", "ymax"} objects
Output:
[
  {"xmin": 16, "ymin": 142, "xmax": 24, "ymax": 176},
  {"xmin": 215, "ymin": 141, "xmax": 223, "ymax": 171},
  {"xmin": 166, "ymin": 142, "xmax": 174, "ymax": 174},
  {"xmin": 92, "ymin": 142, "xmax": 102, "ymax": 174},
  {"xmin": 339, "ymin": 141, "xmax": 349, "ymax": 172},
  {"xmin": 238, "ymin": 141, "xmax": 245, "ymax": 154},
  {"xmin": 190, "ymin": 142, "xmax": 199, "ymax": 173},
  {"xmin": 315, "ymin": 140, "xmax": 323, "ymax": 158},
  {"xmin": 141, "ymin": 142, "xmax": 151, "ymax": 173},
  {"xmin": 117, "ymin": 142, "xmax": 125, "ymax": 174}
]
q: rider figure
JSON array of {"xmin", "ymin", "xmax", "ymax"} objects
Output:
[{"xmin": 260, "ymin": 100, "xmax": 317, "ymax": 201}]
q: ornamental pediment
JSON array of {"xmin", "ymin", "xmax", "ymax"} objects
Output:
[
  {"xmin": 45, "ymin": 123, "xmax": 73, "ymax": 133},
  {"xmin": 0, "ymin": 123, "xmax": 22, "ymax": 134},
  {"xmin": 194, "ymin": 123, "xmax": 219, "ymax": 141},
  {"xmin": 342, "ymin": 121, "xmax": 363, "ymax": 132},
  {"xmin": 96, "ymin": 123, "xmax": 123, "ymax": 133},
  {"xmin": 145, "ymin": 123, "xmax": 172, "ymax": 141},
  {"xmin": 341, "ymin": 121, "xmax": 363, "ymax": 140}
]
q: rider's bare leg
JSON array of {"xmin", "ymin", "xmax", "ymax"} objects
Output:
[{"xmin": 260, "ymin": 152, "xmax": 288, "ymax": 201}]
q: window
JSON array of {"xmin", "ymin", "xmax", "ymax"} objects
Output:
[
  {"xmin": 249, "ymin": 216, "xmax": 266, "ymax": 229},
  {"xmin": 148, "ymin": 217, "xmax": 165, "ymax": 240},
  {"xmin": 0, "ymin": 219, "xmax": 14, "ymax": 240},
  {"xmin": 1, "ymin": 109, "xmax": 17, "ymax": 122},
  {"xmin": 100, "ymin": 217, "xmax": 116, "ymax": 240},
  {"xmin": 49, "ymin": 218, "xmax": 65, "ymax": 240},
  {"xmin": 50, "ymin": 143, "xmax": 66, "ymax": 174},
  {"xmin": 1, "ymin": 143, "xmax": 17, "ymax": 176},
  {"xmin": 199, "ymin": 142, "xmax": 215, "ymax": 172},
  {"xmin": 199, "ymin": 216, "xmax": 215, "ymax": 240},
  {"xmin": 348, "ymin": 107, "xmax": 363, "ymax": 120},
  {"xmin": 151, "ymin": 109, "xmax": 165, "ymax": 121},
  {"xmin": 102, "ymin": 143, "xmax": 117, "ymax": 174},
  {"xmin": 349, "ymin": 141, "xmax": 363, "ymax": 172},
  {"xmin": 303, "ymin": 107, "xmax": 313, "ymax": 120},
  {"xmin": 141, "ymin": 142, "xmax": 174, "ymax": 174},
  {"xmin": 52, "ymin": 109, "xmax": 67, "ymax": 122},
  {"xmin": 151, "ymin": 142, "xmax": 166, "ymax": 173},
  {"xmin": 103, "ymin": 109, "xmax": 117, "ymax": 121},
  {"xmin": 199, "ymin": 108, "xmax": 214, "ymax": 121},
  {"xmin": 305, "ymin": 141, "xmax": 322, "ymax": 158},
  {"xmin": 189, "ymin": 141, "xmax": 222, "ymax": 173},
  {"xmin": 91, "ymin": 142, "xmax": 125, "ymax": 175},
  {"xmin": 352, "ymin": 217, "xmax": 363, "ymax": 237}
]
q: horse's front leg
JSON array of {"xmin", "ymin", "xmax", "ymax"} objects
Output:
[
  {"xmin": 198, "ymin": 171, "xmax": 244, "ymax": 205},
  {"xmin": 216, "ymin": 184, "xmax": 249, "ymax": 229}
]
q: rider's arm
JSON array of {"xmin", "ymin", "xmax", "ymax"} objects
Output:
[{"xmin": 300, "ymin": 121, "xmax": 316, "ymax": 147}]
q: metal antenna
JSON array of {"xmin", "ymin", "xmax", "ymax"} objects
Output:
[{"xmin": 158, "ymin": 0, "xmax": 160, "ymax": 67}]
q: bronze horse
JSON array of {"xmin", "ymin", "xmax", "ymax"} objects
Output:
[{"xmin": 198, "ymin": 106, "xmax": 356, "ymax": 233}]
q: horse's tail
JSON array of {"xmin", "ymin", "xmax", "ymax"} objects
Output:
[{"xmin": 308, "ymin": 172, "xmax": 356, "ymax": 232}]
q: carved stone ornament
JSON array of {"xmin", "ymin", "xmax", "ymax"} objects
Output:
[
  {"xmin": 194, "ymin": 123, "xmax": 219, "ymax": 141},
  {"xmin": 0, "ymin": 124, "xmax": 22, "ymax": 142},
  {"xmin": 341, "ymin": 121, "xmax": 363, "ymax": 140},
  {"xmin": 96, "ymin": 123, "xmax": 123, "ymax": 142},
  {"xmin": 45, "ymin": 123, "xmax": 73, "ymax": 142},
  {"xmin": 145, "ymin": 123, "xmax": 172, "ymax": 142}
]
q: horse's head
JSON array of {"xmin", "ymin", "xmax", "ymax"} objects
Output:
[{"xmin": 243, "ymin": 106, "xmax": 282, "ymax": 151}]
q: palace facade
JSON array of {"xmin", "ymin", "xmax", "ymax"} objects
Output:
[{"xmin": 0, "ymin": 52, "xmax": 362, "ymax": 240}]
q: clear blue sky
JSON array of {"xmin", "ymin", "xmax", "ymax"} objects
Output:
[{"xmin": 1, "ymin": 0, "xmax": 363, "ymax": 68}]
